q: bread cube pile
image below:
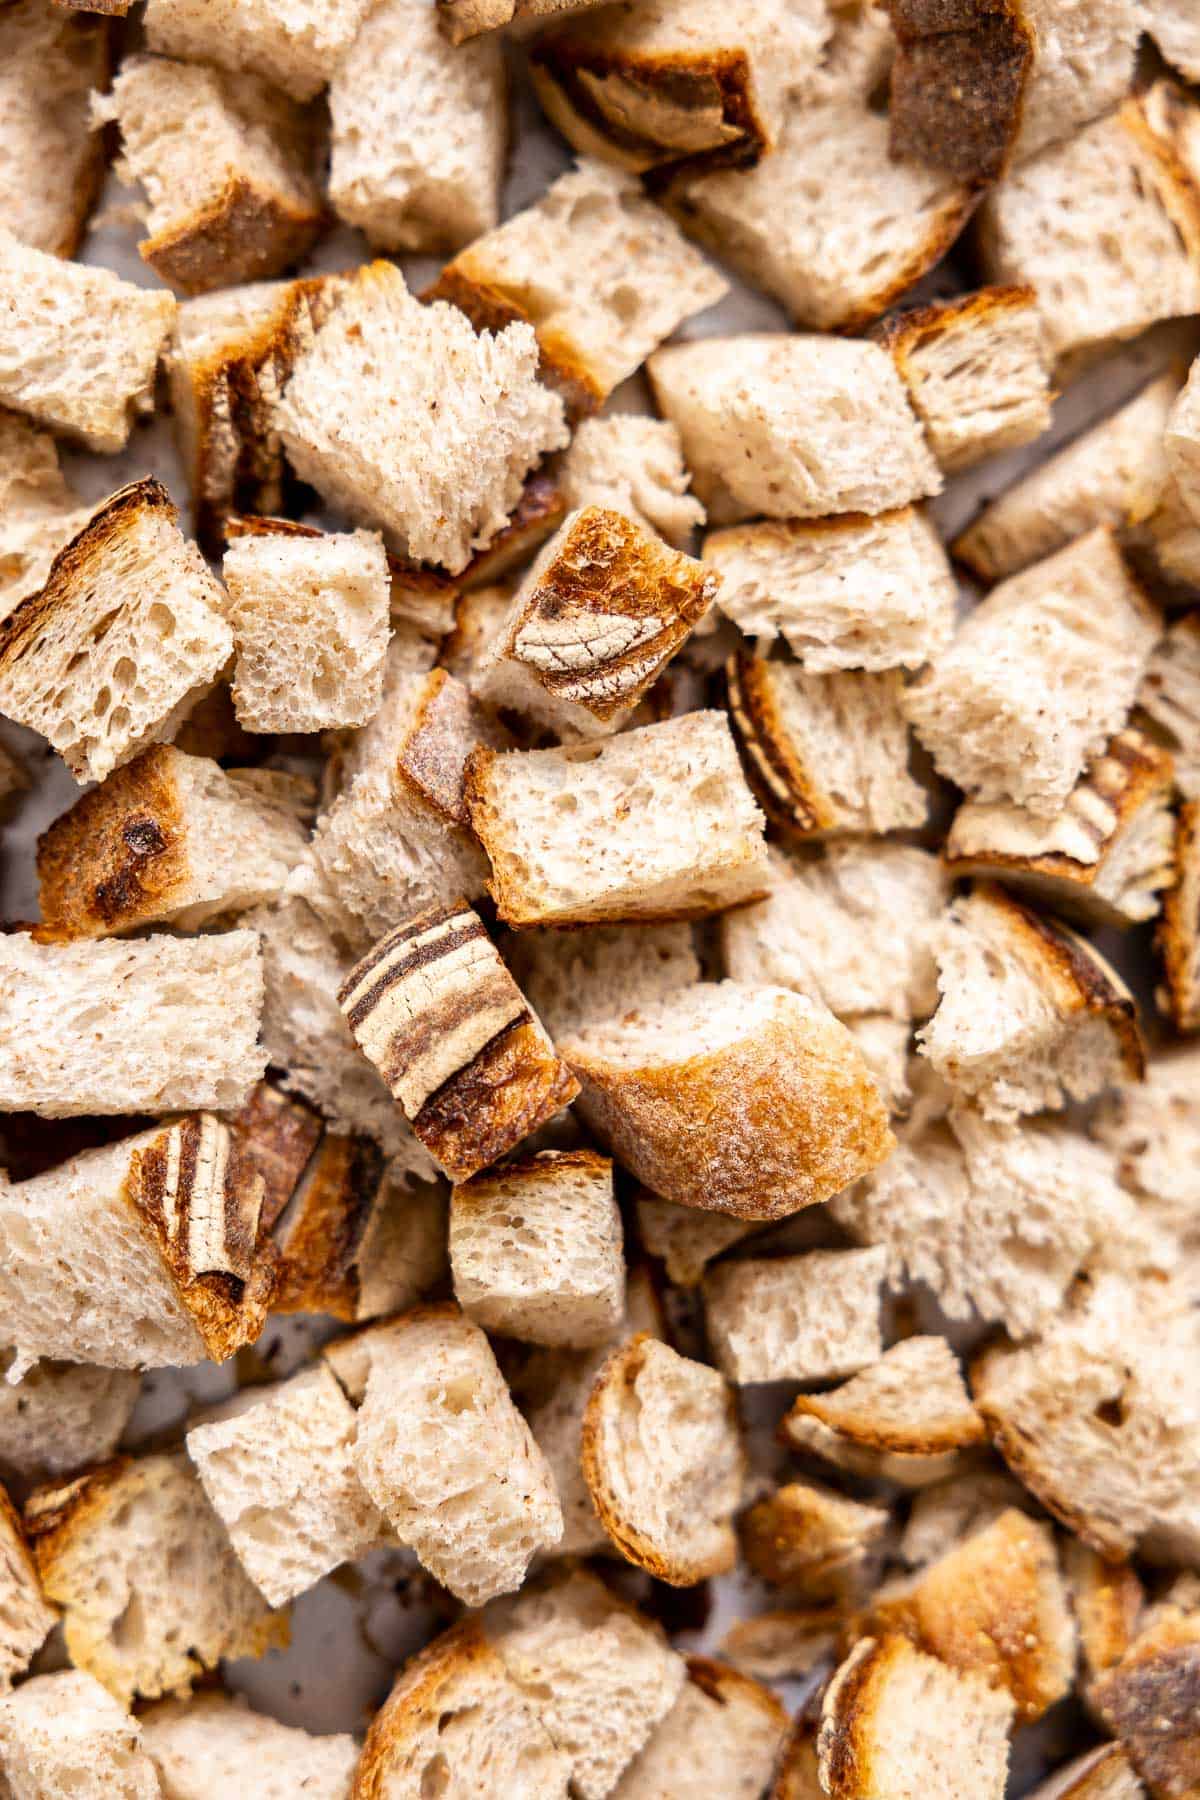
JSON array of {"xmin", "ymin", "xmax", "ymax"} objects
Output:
[{"xmin": 1, "ymin": 1, "xmax": 1199, "ymax": 1794}]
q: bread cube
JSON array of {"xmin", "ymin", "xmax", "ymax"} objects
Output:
[
  {"xmin": 0, "ymin": 1, "xmax": 109, "ymax": 259},
  {"xmin": 635, "ymin": 1194, "xmax": 758, "ymax": 1289},
  {"xmin": 742, "ymin": 1479, "xmax": 889, "ymax": 1603},
  {"xmin": 0, "ymin": 1359, "xmax": 140, "ymax": 1487},
  {"xmin": 1167, "ymin": 358, "xmax": 1200, "ymax": 524},
  {"xmin": 1092, "ymin": 1601, "xmax": 1200, "ymax": 1799},
  {"xmin": 1025, "ymin": 1748, "xmax": 1144, "ymax": 1800},
  {"xmin": 559, "ymin": 415, "xmax": 704, "ymax": 550},
  {"xmin": 0, "ymin": 1670, "xmax": 160, "ymax": 1800},
  {"xmin": 439, "ymin": 0, "xmax": 607, "ymax": 42},
  {"xmin": 144, "ymin": 0, "xmax": 373, "ymax": 100},
  {"xmin": 703, "ymin": 1249, "xmax": 886, "ymax": 1385},
  {"xmin": 1160, "ymin": 801, "xmax": 1200, "ymax": 1032},
  {"xmin": 616, "ymin": 1658, "xmax": 789, "ymax": 1800},
  {"xmin": 511, "ymin": 1340, "xmax": 618, "ymax": 1558},
  {"xmin": 1141, "ymin": 615, "xmax": 1200, "ymax": 802},
  {"xmin": 139, "ymin": 1694, "xmax": 359, "ymax": 1800}
]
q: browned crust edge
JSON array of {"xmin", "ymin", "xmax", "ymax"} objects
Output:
[
  {"xmin": 140, "ymin": 172, "xmax": 324, "ymax": 298},
  {"xmin": 1158, "ymin": 801, "xmax": 1200, "ymax": 1032},
  {"xmin": 883, "ymin": 0, "xmax": 1034, "ymax": 188},
  {"xmin": 423, "ymin": 262, "xmax": 605, "ymax": 417}
]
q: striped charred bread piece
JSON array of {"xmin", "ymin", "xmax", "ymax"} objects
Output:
[
  {"xmin": 337, "ymin": 900, "xmax": 578, "ymax": 1182},
  {"xmin": 225, "ymin": 1080, "xmax": 323, "ymax": 1232},
  {"xmin": 1159, "ymin": 802, "xmax": 1200, "ymax": 1033}
]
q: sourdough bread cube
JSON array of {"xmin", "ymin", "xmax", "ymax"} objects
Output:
[
  {"xmin": 427, "ymin": 160, "xmax": 727, "ymax": 415},
  {"xmin": 0, "ymin": 230, "xmax": 175, "ymax": 453},
  {"xmin": 0, "ymin": 1114, "xmax": 276, "ymax": 1372},
  {"xmin": 451, "ymin": 1150, "xmax": 623, "ymax": 1348},
  {"xmin": 903, "ymin": 528, "xmax": 1162, "ymax": 818},
  {"xmin": 703, "ymin": 1249, "xmax": 887, "ymax": 1385},
  {"xmin": 727, "ymin": 657, "xmax": 928, "ymax": 837},
  {"xmin": 918, "ymin": 883, "xmax": 1144, "ymax": 1121},
  {"xmin": 564, "ymin": 982, "xmax": 894, "ymax": 1221},
  {"xmin": 484, "ymin": 1566, "xmax": 686, "ymax": 1800},
  {"xmin": 0, "ymin": 408, "xmax": 94, "ymax": 622},
  {"xmin": 37, "ymin": 745, "xmax": 309, "ymax": 939},
  {"xmin": 1141, "ymin": 614, "xmax": 1200, "ymax": 802},
  {"xmin": 466, "ymin": 711, "xmax": 769, "ymax": 928},
  {"xmin": 329, "ymin": 0, "xmax": 504, "ymax": 253},
  {"xmin": 978, "ymin": 84, "xmax": 1200, "ymax": 369},
  {"xmin": 338, "ymin": 901, "xmax": 578, "ymax": 1182},
  {"xmin": 0, "ymin": 1, "xmax": 109, "ymax": 259},
  {"xmin": 0, "ymin": 931, "xmax": 266, "ymax": 1118},
  {"xmin": 278, "ymin": 260, "xmax": 569, "ymax": 574},
  {"xmin": 1159, "ymin": 801, "xmax": 1200, "ymax": 1033},
  {"xmin": 741, "ymin": 1480, "xmax": 889, "ymax": 1602},
  {"xmin": 943, "ymin": 728, "xmax": 1178, "ymax": 929},
  {"xmin": 349, "ymin": 1305, "xmax": 563, "ymax": 1605},
  {"xmin": 473, "ymin": 506, "xmax": 718, "ymax": 739},
  {"xmin": 1093, "ymin": 1046, "xmax": 1200, "ymax": 1303},
  {"xmin": 26, "ymin": 1452, "xmax": 287, "ymax": 1706},
  {"xmin": 186, "ymin": 1364, "xmax": 386, "ymax": 1606},
  {"xmin": 0, "ymin": 1485, "xmax": 55, "ymax": 1691},
  {"xmin": 0, "ymin": 479, "xmax": 233, "ymax": 785},
  {"xmin": 222, "ymin": 527, "xmax": 391, "ymax": 732},
  {"xmin": 648, "ymin": 334, "xmax": 941, "ymax": 526},
  {"xmin": 613, "ymin": 1657, "xmax": 789, "ymax": 1800},
  {"xmin": 139, "ymin": 1694, "xmax": 359, "ymax": 1800},
  {"xmin": 635, "ymin": 1195, "xmax": 758, "ymax": 1288},
  {"xmin": 582, "ymin": 1335, "xmax": 744, "ymax": 1585},
  {"xmin": 705, "ymin": 508, "xmax": 956, "ymax": 674},
  {"xmin": 95, "ymin": 54, "xmax": 321, "ymax": 296},
  {"xmin": 144, "ymin": 0, "xmax": 373, "ymax": 101},
  {"xmin": 0, "ymin": 1358, "xmax": 140, "ymax": 1486},
  {"xmin": 0, "ymin": 1670, "xmax": 160, "ymax": 1800},
  {"xmin": 507, "ymin": 920, "xmax": 700, "ymax": 1041},
  {"xmin": 559, "ymin": 416, "xmax": 705, "ymax": 550}
]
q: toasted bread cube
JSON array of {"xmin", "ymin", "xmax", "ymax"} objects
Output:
[
  {"xmin": 582, "ymin": 1335, "xmax": 744, "ymax": 1585},
  {"xmin": 451, "ymin": 1150, "xmax": 624, "ymax": 1348},
  {"xmin": 349, "ymin": 1305, "xmax": 563, "ymax": 1605},
  {"xmin": 705, "ymin": 508, "xmax": 956, "ymax": 674},
  {"xmin": 465, "ymin": 711, "xmax": 769, "ymax": 929},
  {"xmin": 1141, "ymin": 615, "xmax": 1200, "ymax": 803},
  {"xmin": 440, "ymin": 0, "xmax": 603, "ymax": 39},
  {"xmin": 741, "ymin": 1480, "xmax": 890, "ymax": 1602},
  {"xmin": 1092, "ymin": 1602, "xmax": 1200, "ymax": 1800},
  {"xmin": 507, "ymin": 920, "xmax": 701, "ymax": 1042},
  {"xmin": 904, "ymin": 529, "xmax": 1162, "ymax": 819},
  {"xmin": 186, "ymin": 1365, "xmax": 385, "ymax": 1606},
  {"xmin": 0, "ymin": 1485, "xmax": 55, "ymax": 1691},
  {"xmin": 0, "ymin": 1114, "xmax": 276, "ymax": 1372},
  {"xmin": 727, "ymin": 656, "xmax": 928, "ymax": 838},
  {"xmin": 0, "ymin": 230, "xmax": 175, "ymax": 453},
  {"xmin": 279, "ymin": 260, "xmax": 568, "ymax": 574},
  {"xmin": 0, "ymin": 1, "xmax": 110, "ymax": 259},
  {"xmin": 613, "ymin": 1657, "xmax": 789, "ymax": 1800},
  {"xmin": 0, "ymin": 1670, "xmax": 160, "ymax": 1799},
  {"xmin": 648, "ymin": 334, "xmax": 940, "ymax": 526},
  {"xmin": 338, "ymin": 901, "xmax": 578, "ymax": 1182},
  {"xmin": 635, "ymin": 1194, "xmax": 758, "ymax": 1288},
  {"xmin": 563, "ymin": 982, "xmax": 894, "ymax": 1222},
  {"xmin": 1026, "ymin": 1746, "xmax": 1145, "ymax": 1800},
  {"xmin": 944, "ymin": 728, "xmax": 1178, "ymax": 929},
  {"xmin": 0, "ymin": 409, "xmax": 94, "ymax": 622},
  {"xmin": 704, "ymin": 1249, "xmax": 886, "ymax": 1385},
  {"xmin": 1093, "ymin": 1046, "xmax": 1200, "ymax": 1303},
  {"xmin": 1159, "ymin": 802, "xmax": 1200, "ymax": 1033},
  {"xmin": 427, "ymin": 161, "xmax": 726, "ymax": 415},
  {"xmin": 139, "ymin": 1694, "xmax": 359, "ymax": 1799},
  {"xmin": 26, "ymin": 1453, "xmax": 286, "ymax": 1706},
  {"xmin": 0, "ymin": 1358, "xmax": 140, "ymax": 1487},
  {"xmin": 95, "ymin": 54, "xmax": 321, "ymax": 295},
  {"xmin": 472, "ymin": 506, "xmax": 718, "ymax": 739},
  {"xmin": 559, "ymin": 415, "xmax": 705, "ymax": 550},
  {"xmin": 0, "ymin": 480, "xmax": 233, "ymax": 785},
  {"xmin": 144, "ymin": 0, "xmax": 373, "ymax": 100}
]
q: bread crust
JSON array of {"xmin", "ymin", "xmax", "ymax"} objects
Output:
[
  {"xmin": 140, "ymin": 170, "xmax": 324, "ymax": 298},
  {"xmin": 724, "ymin": 652, "xmax": 840, "ymax": 835},
  {"xmin": 1092, "ymin": 1608, "xmax": 1200, "ymax": 1800},
  {"xmin": 1158, "ymin": 801, "xmax": 1200, "ymax": 1032},
  {"xmin": 273, "ymin": 1133, "xmax": 386, "ymax": 1320},
  {"xmin": 883, "ymin": 0, "xmax": 1033, "ymax": 186},
  {"xmin": 1123, "ymin": 82, "xmax": 1200, "ymax": 273},
  {"xmin": 424, "ymin": 261, "xmax": 604, "ymax": 417},
  {"xmin": 225, "ymin": 1080, "xmax": 323, "ymax": 1231},
  {"xmin": 784, "ymin": 1356, "xmax": 987, "ymax": 1458}
]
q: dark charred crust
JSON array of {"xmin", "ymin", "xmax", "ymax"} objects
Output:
[
  {"xmin": 413, "ymin": 1018, "xmax": 580, "ymax": 1183},
  {"xmin": 725, "ymin": 652, "xmax": 830, "ymax": 837},
  {"xmin": 274, "ymin": 1134, "xmax": 386, "ymax": 1319},
  {"xmin": 462, "ymin": 473, "xmax": 567, "ymax": 591},
  {"xmin": 223, "ymin": 512, "xmax": 325, "ymax": 543},
  {"xmin": 423, "ymin": 264, "xmax": 606, "ymax": 417},
  {"xmin": 455, "ymin": 1146, "xmax": 612, "ymax": 1196},
  {"xmin": 874, "ymin": 284, "xmax": 1038, "ymax": 359},
  {"xmin": 226, "ymin": 1081, "xmax": 324, "ymax": 1232},
  {"xmin": 36, "ymin": 744, "xmax": 188, "ymax": 937},
  {"xmin": 24, "ymin": 1460, "xmax": 128, "ymax": 1549},
  {"xmin": 338, "ymin": 902, "xmax": 483, "ymax": 1028},
  {"xmin": 884, "ymin": 0, "xmax": 1033, "ymax": 187},
  {"xmin": 1158, "ymin": 801, "xmax": 1200, "ymax": 1031},
  {"xmin": 140, "ymin": 172, "xmax": 324, "ymax": 298}
]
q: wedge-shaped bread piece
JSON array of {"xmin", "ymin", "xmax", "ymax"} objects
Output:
[
  {"xmin": 0, "ymin": 1114, "xmax": 276, "ymax": 1372},
  {"xmin": 529, "ymin": 0, "xmax": 829, "ymax": 175},
  {"xmin": 466, "ymin": 710, "xmax": 768, "ymax": 928},
  {"xmin": 648, "ymin": 334, "xmax": 940, "ymax": 525},
  {"xmin": 1093, "ymin": 1047, "xmax": 1200, "ymax": 1304},
  {"xmin": 1092, "ymin": 1601, "xmax": 1200, "ymax": 1800},
  {"xmin": 139, "ymin": 1693, "xmax": 358, "ymax": 1800},
  {"xmin": 0, "ymin": 1669, "xmax": 160, "ymax": 1800},
  {"xmin": 354, "ymin": 1618, "xmax": 571, "ymax": 1798},
  {"xmin": 706, "ymin": 509, "xmax": 956, "ymax": 674},
  {"xmin": 1027, "ymin": 1746, "xmax": 1146, "ymax": 1800},
  {"xmin": 451, "ymin": 1150, "xmax": 623, "ymax": 1347},
  {"xmin": 1141, "ymin": 615, "xmax": 1200, "ymax": 803},
  {"xmin": 273, "ymin": 1139, "xmax": 447, "ymax": 1322},
  {"xmin": 0, "ymin": 479, "xmax": 233, "ymax": 785},
  {"xmin": 0, "ymin": 229, "xmax": 175, "ymax": 452},
  {"xmin": 0, "ymin": 409, "xmax": 94, "ymax": 623},
  {"xmin": 559, "ymin": 415, "xmax": 704, "ymax": 550},
  {"xmin": 834, "ymin": 1105, "xmax": 1128, "ymax": 1339},
  {"xmin": 977, "ymin": 84, "xmax": 1200, "ymax": 369},
  {"xmin": 0, "ymin": 1, "xmax": 109, "ymax": 259},
  {"xmin": 0, "ymin": 1358, "xmax": 140, "ymax": 1487},
  {"xmin": 635, "ymin": 1193, "xmax": 758, "ymax": 1288},
  {"xmin": 0, "ymin": 931, "xmax": 265, "ymax": 1118},
  {"xmin": 817, "ymin": 1634, "xmax": 1014, "ymax": 1800},
  {"xmin": 37, "ymin": 746, "xmax": 309, "ymax": 940},
  {"xmin": 564, "ymin": 982, "xmax": 894, "ymax": 1221},
  {"xmin": 349, "ymin": 1305, "xmax": 563, "ymax": 1604},
  {"xmin": 0, "ymin": 1485, "xmax": 55, "ymax": 1691},
  {"xmin": 741, "ymin": 1480, "xmax": 890, "ymax": 1603},
  {"xmin": 95, "ymin": 54, "xmax": 321, "ymax": 295},
  {"xmin": 855, "ymin": 1508, "xmax": 1075, "ymax": 1723},
  {"xmin": 222, "ymin": 525, "xmax": 390, "ymax": 731},
  {"xmin": 484, "ymin": 1566, "xmax": 686, "ymax": 1800},
  {"xmin": 704, "ymin": 1248, "xmax": 887, "ymax": 1385},
  {"xmin": 427, "ymin": 160, "xmax": 726, "ymax": 414},
  {"xmin": 144, "ymin": 0, "xmax": 371, "ymax": 100},
  {"xmin": 904, "ymin": 529, "xmax": 1162, "ymax": 818},
  {"xmin": 727, "ymin": 657, "xmax": 928, "ymax": 837},
  {"xmin": 440, "ymin": 0, "xmax": 605, "ymax": 41},
  {"xmin": 508, "ymin": 920, "xmax": 700, "ymax": 1041},
  {"xmin": 722, "ymin": 841, "xmax": 947, "ymax": 1023},
  {"xmin": 918, "ymin": 883, "xmax": 1143, "ymax": 1121},
  {"xmin": 329, "ymin": 0, "xmax": 503, "ymax": 253},
  {"xmin": 279, "ymin": 260, "xmax": 568, "ymax": 574},
  {"xmin": 876, "ymin": 287, "xmax": 1052, "ymax": 474},
  {"xmin": 186, "ymin": 1364, "xmax": 385, "ymax": 1606},
  {"xmin": 954, "ymin": 374, "xmax": 1180, "ymax": 583},
  {"xmin": 972, "ymin": 1269, "xmax": 1200, "ymax": 1562},
  {"xmin": 27, "ymin": 1452, "xmax": 286, "ymax": 1706},
  {"xmin": 582, "ymin": 1334, "xmax": 743, "ymax": 1585},
  {"xmin": 472, "ymin": 505, "xmax": 718, "ymax": 739},
  {"xmin": 613, "ymin": 1657, "xmax": 789, "ymax": 1800},
  {"xmin": 1159, "ymin": 801, "xmax": 1200, "ymax": 1033},
  {"xmin": 338, "ymin": 902, "xmax": 578, "ymax": 1182},
  {"xmin": 944, "ymin": 729, "xmax": 1178, "ymax": 930}
]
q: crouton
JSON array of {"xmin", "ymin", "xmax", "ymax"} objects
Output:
[
  {"xmin": 1092, "ymin": 1601, "xmax": 1200, "ymax": 1800},
  {"xmin": 898, "ymin": 1471, "xmax": 1033, "ymax": 1569},
  {"xmin": 0, "ymin": 409, "xmax": 94, "ymax": 622},
  {"xmin": 635, "ymin": 1194, "xmax": 759, "ymax": 1288},
  {"xmin": 719, "ymin": 1611, "xmax": 843, "ymax": 1683},
  {"xmin": 0, "ymin": 1669, "xmax": 160, "ymax": 1800},
  {"xmin": 1027, "ymin": 1746, "xmax": 1145, "ymax": 1800},
  {"xmin": 0, "ymin": 1, "xmax": 110, "ymax": 259},
  {"xmin": 507, "ymin": 920, "xmax": 700, "ymax": 1041},
  {"xmin": 1065, "ymin": 1537, "xmax": 1145, "ymax": 1696},
  {"xmin": 1141, "ymin": 615, "xmax": 1200, "ymax": 802},
  {"xmin": 1159, "ymin": 801, "xmax": 1200, "ymax": 1031},
  {"xmin": 613, "ymin": 1657, "xmax": 789, "ymax": 1799},
  {"xmin": 511, "ymin": 1340, "xmax": 621, "ymax": 1558},
  {"xmin": 559, "ymin": 415, "xmax": 705, "ymax": 549},
  {"xmin": 0, "ymin": 1358, "xmax": 140, "ymax": 1487},
  {"xmin": 143, "ymin": 0, "xmax": 373, "ymax": 100},
  {"xmin": 139, "ymin": 1694, "xmax": 359, "ymax": 1800},
  {"xmin": 1144, "ymin": 0, "xmax": 1200, "ymax": 83},
  {"xmin": 741, "ymin": 1480, "xmax": 890, "ymax": 1602},
  {"xmin": 703, "ymin": 1248, "xmax": 887, "ymax": 1385}
]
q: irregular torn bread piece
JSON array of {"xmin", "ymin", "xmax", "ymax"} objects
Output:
[
  {"xmin": 703, "ymin": 1249, "xmax": 887, "ymax": 1385},
  {"xmin": 1158, "ymin": 801, "xmax": 1200, "ymax": 1032},
  {"xmin": 635, "ymin": 1193, "xmax": 758, "ymax": 1289},
  {"xmin": 143, "ymin": 0, "xmax": 374, "ymax": 100},
  {"xmin": 1065, "ymin": 1536, "xmax": 1145, "ymax": 1699},
  {"xmin": 1140, "ymin": 614, "xmax": 1200, "ymax": 802},
  {"xmin": 1091, "ymin": 1598, "xmax": 1200, "ymax": 1800},
  {"xmin": 0, "ymin": 0, "xmax": 111, "ymax": 259},
  {"xmin": 558, "ymin": 415, "xmax": 704, "ymax": 550},
  {"xmin": 612, "ymin": 1657, "xmax": 789, "ymax": 1800},
  {"xmin": 0, "ymin": 1669, "xmax": 160, "ymax": 1800},
  {"xmin": 1026, "ymin": 1745, "xmax": 1146, "ymax": 1800},
  {"xmin": 741, "ymin": 1479, "xmax": 890, "ymax": 1603},
  {"xmin": 439, "ymin": 0, "xmax": 607, "ymax": 44},
  {"xmin": 718, "ymin": 1610, "xmax": 843, "ymax": 1683},
  {"xmin": 138, "ymin": 1693, "xmax": 360, "ymax": 1800}
]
